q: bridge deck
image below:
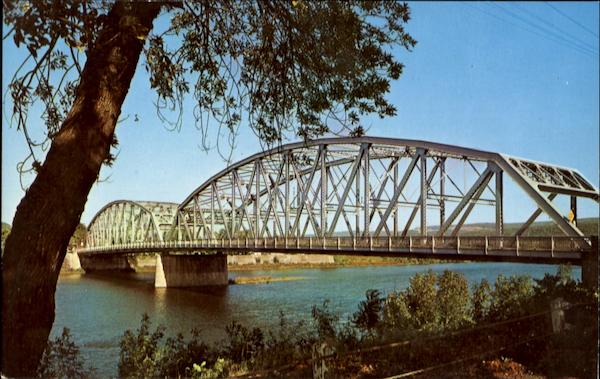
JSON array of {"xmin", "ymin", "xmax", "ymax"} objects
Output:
[{"xmin": 77, "ymin": 236, "xmax": 595, "ymax": 265}]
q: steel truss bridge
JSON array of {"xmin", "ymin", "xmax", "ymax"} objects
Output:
[{"xmin": 79, "ymin": 137, "xmax": 598, "ymax": 264}]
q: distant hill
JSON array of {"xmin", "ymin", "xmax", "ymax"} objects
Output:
[
  {"xmin": 328, "ymin": 218, "xmax": 598, "ymax": 237},
  {"xmin": 422, "ymin": 217, "xmax": 598, "ymax": 237}
]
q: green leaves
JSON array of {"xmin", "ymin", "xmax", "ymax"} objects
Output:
[
  {"xmin": 142, "ymin": 0, "xmax": 416, "ymax": 145},
  {"xmin": 5, "ymin": 0, "xmax": 416, "ymax": 175},
  {"xmin": 37, "ymin": 328, "xmax": 94, "ymax": 379},
  {"xmin": 352, "ymin": 289, "xmax": 384, "ymax": 335}
]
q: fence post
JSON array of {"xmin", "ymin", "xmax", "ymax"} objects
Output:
[
  {"xmin": 485, "ymin": 236, "xmax": 488, "ymax": 255},
  {"xmin": 550, "ymin": 297, "xmax": 571, "ymax": 333},
  {"xmin": 312, "ymin": 342, "xmax": 333, "ymax": 379}
]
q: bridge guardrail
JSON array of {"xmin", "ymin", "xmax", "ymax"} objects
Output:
[{"xmin": 76, "ymin": 235, "xmax": 595, "ymax": 262}]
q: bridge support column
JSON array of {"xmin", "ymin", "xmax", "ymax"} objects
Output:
[
  {"xmin": 79, "ymin": 254, "xmax": 135, "ymax": 272},
  {"xmin": 581, "ymin": 237, "xmax": 598, "ymax": 292},
  {"xmin": 155, "ymin": 253, "xmax": 228, "ymax": 287}
]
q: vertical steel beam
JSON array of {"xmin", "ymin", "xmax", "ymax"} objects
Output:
[
  {"xmin": 401, "ymin": 162, "xmax": 440, "ymax": 237},
  {"xmin": 419, "ymin": 149, "xmax": 427, "ymax": 236},
  {"xmin": 570, "ymin": 196, "xmax": 577, "ymax": 225},
  {"xmin": 232, "ymin": 170, "xmax": 236, "ymax": 236},
  {"xmin": 290, "ymin": 150, "xmax": 322, "ymax": 236},
  {"xmin": 393, "ymin": 160, "xmax": 399, "ymax": 236},
  {"xmin": 321, "ymin": 145, "xmax": 328, "ymax": 237},
  {"xmin": 374, "ymin": 153, "xmax": 420, "ymax": 236},
  {"xmin": 285, "ymin": 153, "xmax": 290, "ymax": 239},
  {"xmin": 211, "ymin": 189, "xmax": 215, "ymax": 238},
  {"xmin": 255, "ymin": 160, "xmax": 260, "ymax": 240},
  {"xmin": 364, "ymin": 144, "xmax": 371, "ymax": 236},
  {"xmin": 495, "ymin": 170, "xmax": 503, "ymax": 235},
  {"xmin": 193, "ymin": 199, "xmax": 197, "ymax": 240},
  {"xmin": 438, "ymin": 165, "xmax": 494, "ymax": 236},
  {"xmin": 213, "ymin": 182, "xmax": 231, "ymax": 239},
  {"xmin": 328, "ymin": 145, "xmax": 365, "ymax": 235},
  {"xmin": 440, "ymin": 157, "xmax": 446, "ymax": 228},
  {"xmin": 356, "ymin": 147, "xmax": 362, "ymax": 236}
]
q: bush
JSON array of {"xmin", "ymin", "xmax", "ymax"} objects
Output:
[
  {"xmin": 352, "ymin": 289, "xmax": 383, "ymax": 337},
  {"xmin": 222, "ymin": 321, "xmax": 264, "ymax": 363},
  {"xmin": 37, "ymin": 328, "xmax": 94, "ymax": 379},
  {"xmin": 403, "ymin": 270, "xmax": 438, "ymax": 330},
  {"xmin": 436, "ymin": 270, "xmax": 471, "ymax": 329},
  {"xmin": 118, "ymin": 314, "xmax": 165, "ymax": 378},
  {"xmin": 311, "ymin": 300, "xmax": 339, "ymax": 341},
  {"xmin": 487, "ymin": 275, "xmax": 534, "ymax": 321},
  {"xmin": 471, "ymin": 279, "xmax": 492, "ymax": 322}
]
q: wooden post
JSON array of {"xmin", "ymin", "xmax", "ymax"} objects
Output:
[{"xmin": 312, "ymin": 342, "xmax": 333, "ymax": 379}]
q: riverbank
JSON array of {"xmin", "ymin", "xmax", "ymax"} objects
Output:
[
  {"xmin": 60, "ymin": 253, "xmax": 448, "ymax": 274},
  {"xmin": 228, "ymin": 255, "xmax": 446, "ymax": 271},
  {"xmin": 228, "ymin": 276, "xmax": 307, "ymax": 284}
]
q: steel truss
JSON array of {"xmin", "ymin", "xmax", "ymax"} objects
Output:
[
  {"xmin": 167, "ymin": 137, "xmax": 598, "ymax": 244},
  {"xmin": 86, "ymin": 201, "xmax": 178, "ymax": 247}
]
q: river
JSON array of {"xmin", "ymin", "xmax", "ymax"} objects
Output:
[{"xmin": 51, "ymin": 262, "xmax": 580, "ymax": 377}]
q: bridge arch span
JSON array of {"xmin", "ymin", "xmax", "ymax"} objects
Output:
[
  {"xmin": 87, "ymin": 200, "xmax": 178, "ymax": 248},
  {"xmin": 173, "ymin": 136, "xmax": 598, "ymax": 241}
]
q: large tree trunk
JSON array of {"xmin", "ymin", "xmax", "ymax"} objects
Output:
[{"xmin": 2, "ymin": 3, "xmax": 161, "ymax": 376}]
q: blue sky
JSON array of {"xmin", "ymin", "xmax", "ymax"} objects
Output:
[{"xmin": 2, "ymin": 2, "xmax": 599, "ymax": 226}]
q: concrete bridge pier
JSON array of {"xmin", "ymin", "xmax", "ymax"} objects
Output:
[
  {"xmin": 79, "ymin": 254, "xmax": 135, "ymax": 272},
  {"xmin": 155, "ymin": 253, "xmax": 228, "ymax": 288}
]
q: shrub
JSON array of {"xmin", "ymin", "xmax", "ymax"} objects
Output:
[
  {"xmin": 222, "ymin": 321, "xmax": 264, "ymax": 363},
  {"xmin": 37, "ymin": 328, "xmax": 94, "ymax": 379},
  {"xmin": 159, "ymin": 330, "xmax": 210, "ymax": 378},
  {"xmin": 487, "ymin": 275, "xmax": 534, "ymax": 321},
  {"xmin": 382, "ymin": 290, "xmax": 413, "ymax": 332},
  {"xmin": 403, "ymin": 270, "xmax": 438, "ymax": 330},
  {"xmin": 311, "ymin": 300, "xmax": 339, "ymax": 341},
  {"xmin": 352, "ymin": 289, "xmax": 383, "ymax": 337},
  {"xmin": 471, "ymin": 279, "xmax": 492, "ymax": 323},
  {"xmin": 436, "ymin": 270, "xmax": 471, "ymax": 329},
  {"xmin": 118, "ymin": 314, "xmax": 165, "ymax": 378},
  {"xmin": 260, "ymin": 311, "xmax": 315, "ymax": 367},
  {"xmin": 187, "ymin": 358, "xmax": 227, "ymax": 379}
]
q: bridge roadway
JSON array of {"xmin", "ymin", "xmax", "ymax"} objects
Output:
[{"xmin": 78, "ymin": 235, "xmax": 595, "ymax": 264}]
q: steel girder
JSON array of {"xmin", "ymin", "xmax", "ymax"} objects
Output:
[
  {"xmin": 86, "ymin": 200, "xmax": 178, "ymax": 247},
  {"xmin": 171, "ymin": 136, "xmax": 599, "ymax": 243}
]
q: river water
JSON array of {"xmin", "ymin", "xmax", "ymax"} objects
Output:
[{"xmin": 51, "ymin": 262, "xmax": 580, "ymax": 377}]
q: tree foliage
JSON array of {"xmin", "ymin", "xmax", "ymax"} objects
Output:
[
  {"xmin": 4, "ymin": 0, "xmax": 416, "ymax": 169},
  {"xmin": 1, "ymin": 222, "xmax": 10, "ymax": 253},
  {"xmin": 37, "ymin": 328, "xmax": 94, "ymax": 379},
  {"xmin": 352, "ymin": 289, "xmax": 384, "ymax": 335}
]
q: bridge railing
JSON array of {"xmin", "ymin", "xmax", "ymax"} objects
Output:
[{"xmin": 77, "ymin": 235, "xmax": 594, "ymax": 258}]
